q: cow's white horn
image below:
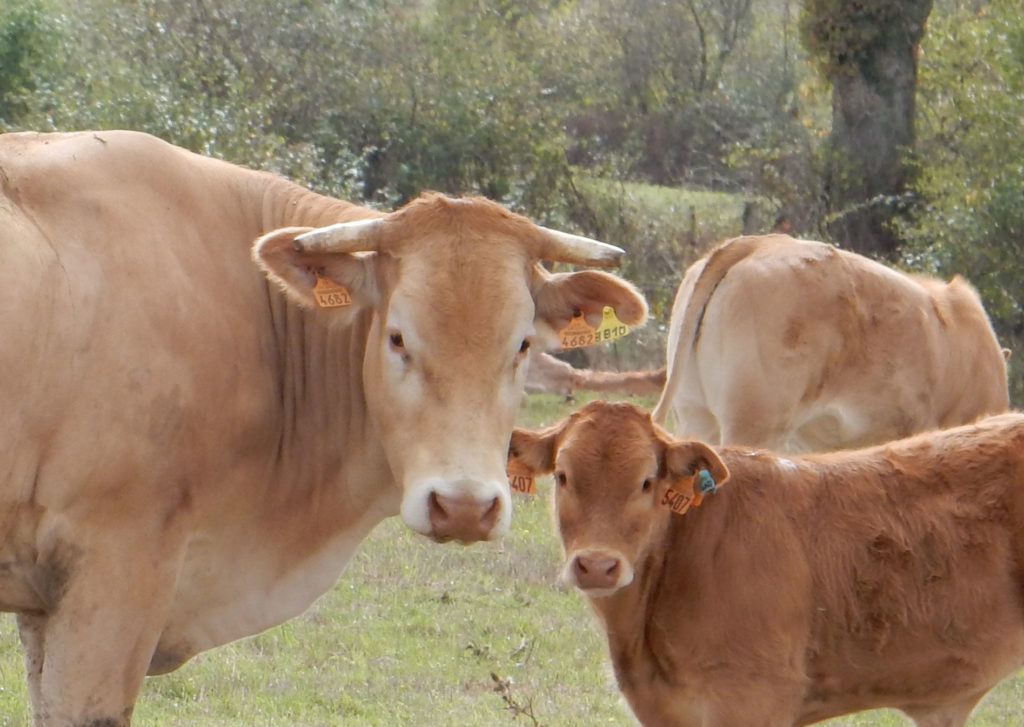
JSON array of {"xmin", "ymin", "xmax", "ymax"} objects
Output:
[
  {"xmin": 293, "ymin": 217, "xmax": 386, "ymax": 254},
  {"xmin": 538, "ymin": 227, "xmax": 625, "ymax": 268}
]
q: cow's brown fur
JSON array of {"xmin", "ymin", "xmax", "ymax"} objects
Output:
[
  {"xmin": 0, "ymin": 131, "xmax": 647, "ymax": 726},
  {"xmin": 510, "ymin": 401, "xmax": 1024, "ymax": 727},
  {"xmin": 652, "ymin": 234, "xmax": 1009, "ymax": 452}
]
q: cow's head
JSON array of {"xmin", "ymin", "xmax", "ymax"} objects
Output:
[
  {"xmin": 510, "ymin": 401, "xmax": 728, "ymax": 596},
  {"xmin": 252, "ymin": 194, "xmax": 647, "ymax": 544}
]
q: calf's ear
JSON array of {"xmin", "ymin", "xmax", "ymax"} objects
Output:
[
  {"xmin": 664, "ymin": 439, "xmax": 730, "ymax": 490},
  {"xmin": 531, "ymin": 268, "xmax": 648, "ymax": 341},
  {"xmin": 252, "ymin": 227, "xmax": 382, "ymax": 309},
  {"xmin": 508, "ymin": 420, "xmax": 570, "ymax": 475}
]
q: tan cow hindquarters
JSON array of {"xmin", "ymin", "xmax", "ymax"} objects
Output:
[{"xmin": 652, "ymin": 234, "xmax": 1009, "ymax": 453}]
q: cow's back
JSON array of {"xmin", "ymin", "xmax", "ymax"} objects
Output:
[
  {"xmin": 0, "ymin": 132, "xmax": 280, "ymax": 507},
  {"xmin": 646, "ymin": 413, "xmax": 1024, "ymax": 724},
  {"xmin": 655, "ymin": 234, "xmax": 1008, "ymax": 452}
]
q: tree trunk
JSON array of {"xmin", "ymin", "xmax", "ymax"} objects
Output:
[{"xmin": 803, "ymin": 0, "xmax": 934, "ymax": 258}]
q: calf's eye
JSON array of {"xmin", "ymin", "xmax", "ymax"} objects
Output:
[
  {"xmin": 519, "ymin": 339, "xmax": 531, "ymax": 354},
  {"xmin": 641, "ymin": 479, "xmax": 652, "ymax": 492},
  {"xmin": 555, "ymin": 472, "xmax": 568, "ymax": 487}
]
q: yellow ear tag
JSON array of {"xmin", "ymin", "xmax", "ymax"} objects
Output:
[
  {"xmin": 313, "ymin": 275, "xmax": 353, "ymax": 308},
  {"xmin": 559, "ymin": 306, "xmax": 630, "ymax": 349},
  {"xmin": 506, "ymin": 458, "xmax": 536, "ymax": 495}
]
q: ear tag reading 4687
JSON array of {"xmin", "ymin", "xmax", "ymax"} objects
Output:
[
  {"xmin": 313, "ymin": 275, "xmax": 353, "ymax": 308},
  {"xmin": 559, "ymin": 306, "xmax": 630, "ymax": 349}
]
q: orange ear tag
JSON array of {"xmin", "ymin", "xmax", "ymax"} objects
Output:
[
  {"xmin": 558, "ymin": 306, "xmax": 630, "ymax": 349},
  {"xmin": 661, "ymin": 480, "xmax": 697, "ymax": 515},
  {"xmin": 506, "ymin": 458, "xmax": 536, "ymax": 495},
  {"xmin": 661, "ymin": 469, "xmax": 717, "ymax": 515},
  {"xmin": 313, "ymin": 275, "xmax": 353, "ymax": 308}
]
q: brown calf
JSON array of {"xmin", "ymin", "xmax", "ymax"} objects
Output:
[{"xmin": 509, "ymin": 401, "xmax": 1024, "ymax": 727}]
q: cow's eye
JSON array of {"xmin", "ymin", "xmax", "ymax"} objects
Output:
[
  {"xmin": 641, "ymin": 479, "xmax": 652, "ymax": 492},
  {"xmin": 519, "ymin": 339, "xmax": 531, "ymax": 355},
  {"xmin": 555, "ymin": 471, "xmax": 568, "ymax": 487},
  {"xmin": 388, "ymin": 331, "xmax": 411, "ymax": 363}
]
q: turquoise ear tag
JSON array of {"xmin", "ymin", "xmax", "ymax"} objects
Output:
[
  {"xmin": 696, "ymin": 469, "xmax": 716, "ymax": 495},
  {"xmin": 662, "ymin": 468, "xmax": 718, "ymax": 515}
]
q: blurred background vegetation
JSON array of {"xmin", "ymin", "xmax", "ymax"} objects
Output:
[{"xmin": 1, "ymin": 0, "xmax": 1021, "ymax": 403}]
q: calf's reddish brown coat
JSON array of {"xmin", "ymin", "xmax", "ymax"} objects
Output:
[{"xmin": 510, "ymin": 401, "xmax": 1024, "ymax": 727}]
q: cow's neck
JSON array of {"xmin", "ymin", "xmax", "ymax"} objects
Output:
[
  {"xmin": 590, "ymin": 541, "xmax": 674, "ymax": 687},
  {"xmin": 256, "ymin": 172, "xmax": 375, "ymax": 230},
  {"xmin": 586, "ymin": 518, "xmax": 714, "ymax": 724},
  {"xmin": 248, "ymin": 172, "xmax": 399, "ymax": 521},
  {"xmin": 262, "ymin": 290, "xmax": 397, "ymax": 521}
]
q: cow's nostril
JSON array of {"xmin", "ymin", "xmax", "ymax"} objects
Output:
[
  {"xmin": 479, "ymin": 496, "xmax": 500, "ymax": 532},
  {"xmin": 428, "ymin": 490, "xmax": 447, "ymax": 521}
]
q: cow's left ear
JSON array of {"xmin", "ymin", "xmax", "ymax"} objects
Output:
[
  {"xmin": 531, "ymin": 268, "xmax": 648, "ymax": 342},
  {"xmin": 252, "ymin": 227, "xmax": 381, "ymax": 309},
  {"xmin": 663, "ymin": 438, "xmax": 730, "ymax": 490},
  {"xmin": 508, "ymin": 418, "xmax": 572, "ymax": 475}
]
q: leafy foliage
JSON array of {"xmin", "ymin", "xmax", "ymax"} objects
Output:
[
  {"xmin": 0, "ymin": 0, "xmax": 62, "ymax": 125},
  {"xmin": 900, "ymin": 0, "xmax": 1024, "ymax": 402},
  {"xmin": 1, "ymin": 0, "xmax": 1022, "ymax": 399}
]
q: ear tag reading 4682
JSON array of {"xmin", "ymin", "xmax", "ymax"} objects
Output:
[
  {"xmin": 559, "ymin": 306, "xmax": 630, "ymax": 349},
  {"xmin": 313, "ymin": 275, "xmax": 353, "ymax": 308}
]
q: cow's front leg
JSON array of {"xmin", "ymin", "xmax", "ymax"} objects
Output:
[{"xmin": 18, "ymin": 519, "xmax": 185, "ymax": 727}]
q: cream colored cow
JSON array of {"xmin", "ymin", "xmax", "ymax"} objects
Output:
[
  {"xmin": 653, "ymin": 234, "xmax": 1008, "ymax": 452},
  {"xmin": 0, "ymin": 130, "xmax": 647, "ymax": 725}
]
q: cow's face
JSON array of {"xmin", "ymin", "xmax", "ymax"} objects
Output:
[
  {"xmin": 253, "ymin": 195, "xmax": 647, "ymax": 544},
  {"xmin": 510, "ymin": 402, "xmax": 728, "ymax": 595}
]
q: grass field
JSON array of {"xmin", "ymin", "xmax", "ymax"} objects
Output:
[{"xmin": 1, "ymin": 392, "xmax": 1022, "ymax": 726}]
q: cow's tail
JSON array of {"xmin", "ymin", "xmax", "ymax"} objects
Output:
[{"xmin": 651, "ymin": 236, "xmax": 767, "ymax": 427}]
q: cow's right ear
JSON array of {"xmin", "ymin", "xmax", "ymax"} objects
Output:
[
  {"xmin": 663, "ymin": 439, "xmax": 729, "ymax": 490},
  {"xmin": 508, "ymin": 420, "xmax": 569, "ymax": 475},
  {"xmin": 531, "ymin": 268, "xmax": 648, "ymax": 347},
  {"xmin": 252, "ymin": 227, "xmax": 381, "ymax": 309}
]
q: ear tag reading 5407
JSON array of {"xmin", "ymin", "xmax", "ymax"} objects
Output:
[
  {"xmin": 661, "ymin": 468, "xmax": 717, "ymax": 515},
  {"xmin": 313, "ymin": 275, "xmax": 353, "ymax": 308},
  {"xmin": 559, "ymin": 306, "xmax": 630, "ymax": 349}
]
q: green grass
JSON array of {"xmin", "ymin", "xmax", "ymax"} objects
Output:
[
  {"xmin": 576, "ymin": 177, "xmax": 753, "ymax": 247},
  {"xmin": 1, "ymin": 392, "xmax": 1022, "ymax": 725}
]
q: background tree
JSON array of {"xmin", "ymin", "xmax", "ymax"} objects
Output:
[
  {"xmin": 0, "ymin": 0, "xmax": 61, "ymax": 125},
  {"xmin": 900, "ymin": 0, "xmax": 1024, "ymax": 402},
  {"xmin": 801, "ymin": 0, "xmax": 933, "ymax": 258},
  {"xmin": 2, "ymin": 0, "xmax": 1021, "ymax": 401}
]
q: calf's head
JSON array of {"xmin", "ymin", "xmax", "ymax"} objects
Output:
[
  {"xmin": 253, "ymin": 194, "xmax": 647, "ymax": 544},
  {"xmin": 510, "ymin": 401, "xmax": 728, "ymax": 595}
]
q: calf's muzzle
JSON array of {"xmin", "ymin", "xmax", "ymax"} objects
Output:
[{"xmin": 570, "ymin": 551, "xmax": 626, "ymax": 592}]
